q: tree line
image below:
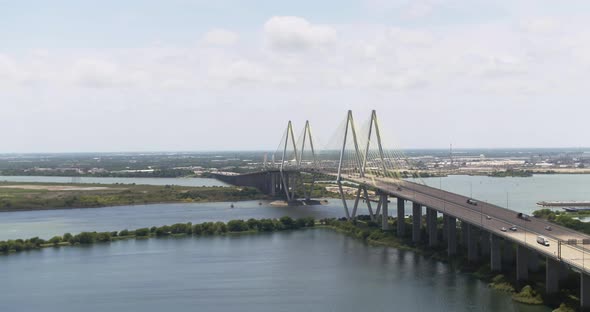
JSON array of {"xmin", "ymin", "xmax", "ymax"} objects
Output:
[{"xmin": 0, "ymin": 216, "xmax": 316, "ymax": 255}]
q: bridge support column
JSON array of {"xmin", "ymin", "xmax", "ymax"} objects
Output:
[
  {"xmin": 447, "ymin": 216, "xmax": 457, "ymax": 257},
  {"xmin": 442, "ymin": 215, "xmax": 448, "ymax": 242},
  {"xmin": 397, "ymin": 198, "xmax": 405, "ymax": 237},
  {"xmin": 529, "ymin": 251, "xmax": 540, "ymax": 272},
  {"xmin": 467, "ymin": 223, "xmax": 478, "ymax": 263},
  {"xmin": 560, "ymin": 263, "xmax": 570, "ymax": 281},
  {"xmin": 381, "ymin": 194, "xmax": 389, "ymax": 231},
  {"xmin": 490, "ymin": 234, "xmax": 502, "ymax": 272},
  {"xmin": 428, "ymin": 208, "xmax": 438, "ymax": 247},
  {"xmin": 270, "ymin": 173, "xmax": 277, "ymax": 196},
  {"xmin": 545, "ymin": 257, "xmax": 560, "ymax": 295},
  {"xmin": 516, "ymin": 245, "xmax": 529, "ymax": 281},
  {"xmin": 412, "ymin": 203, "xmax": 421, "ymax": 243},
  {"xmin": 480, "ymin": 231, "xmax": 490, "ymax": 257},
  {"xmin": 503, "ymin": 241, "xmax": 514, "ymax": 265},
  {"xmin": 461, "ymin": 221, "xmax": 469, "ymax": 247},
  {"xmin": 582, "ymin": 273, "xmax": 590, "ymax": 310}
]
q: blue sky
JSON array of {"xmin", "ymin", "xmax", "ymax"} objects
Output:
[{"xmin": 1, "ymin": 0, "xmax": 590, "ymax": 152}]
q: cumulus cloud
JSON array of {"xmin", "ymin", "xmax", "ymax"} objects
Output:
[
  {"xmin": 1, "ymin": 15, "xmax": 588, "ymax": 96},
  {"xmin": 264, "ymin": 16, "xmax": 336, "ymax": 51},
  {"xmin": 202, "ymin": 29, "xmax": 239, "ymax": 46}
]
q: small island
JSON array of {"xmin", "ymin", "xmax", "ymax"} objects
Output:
[{"xmin": 0, "ymin": 182, "xmax": 266, "ymax": 212}]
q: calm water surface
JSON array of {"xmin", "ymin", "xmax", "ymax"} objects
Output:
[
  {"xmin": 0, "ymin": 200, "xmax": 362, "ymax": 240},
  {"xmin": 0, "ymin": 229, "xmax": 548, "ymax": 312},
  {"xmin": 410, "ymin": 174, "xmax": 590, "ymax": 215}
]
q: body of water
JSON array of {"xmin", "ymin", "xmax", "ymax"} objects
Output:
[
  {"xmin": 409, "ymin": 174, "xmax": 590, "ymax": 215},
  {"xmin": 0, "ymin": 175, "xmax": 227, "ymax": 187},
  {"xmin": 0, "ymin": 229, "xmax": 547, "ymax": 312},
  {"xmin": 0, "ymin": 200, "xmax": 357, "ymax": 240}
]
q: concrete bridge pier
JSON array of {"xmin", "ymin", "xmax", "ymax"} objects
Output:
[
  {"xmin": 397, "ymin": 198, "xmax": 405, "ymax": 237},
  {"xmin": 447, "ymin": 216, "xmax": 457, "ymax": 257},
  {"xmin": 503, "ymin": 241, "xmax": 514, "ymax": 265},
  {"xmin": 381, "ymin": 194, "xmax": 389, "ymax": 231},
  {"xmin": 516, "ymin": 245, "xmax": 529, "ymax": 281},
  {"xmin": 545, "ymin": 257, "xmax": 560, "ymax": 295},
  {"xmin": 428, "ymin": 208, "xmax": 438, "ymax": 247},
  {"xmin": 582, "ymin": 273, "xmax": 590, "ymax": 310},
  {"xmin": 442, "ymin": 215, "xmax": 449, "ymax": 242},
  {"xmin": 467, "ymin": 223, "xmax": 479, "ymax": 263},
  {"xmin": 480, "ymin": 232, "xmax": 490, "ymax": 257},
  {"xmin": 560, "ymin": 263, "xmax": 570, "ymax": 281},
  {"xmin": 412, "ymin": 203, "xmax": 421, "ymax": 243},
  {"xmin": 461, "ymin": 221, "xmax": 469, "ymax": 247},
  {"xmin": 490, "ymin": 234, "xmax": 502, "ymax": 272},
  {"xmin": 270, "ymin": 173, "xmax": 277, "ymax": 196},
  {"xmin": 529, "ymin": 252, "xmax": 540, "ymax": 272}
]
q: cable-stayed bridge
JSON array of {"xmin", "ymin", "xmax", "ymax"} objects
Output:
[{"xmin": 213, "ymin": 110, "xmax": 590, "ymax": 308}]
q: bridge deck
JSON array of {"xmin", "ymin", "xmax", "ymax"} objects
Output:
[{"xmin": 328, "ymin": 171, "xmax": 590, "ymax": 274}]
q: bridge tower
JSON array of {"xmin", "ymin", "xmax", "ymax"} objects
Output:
[
  {"xmin": 336, "ymin": 110, "xmax": 363, "ymax": 219},
  {"xmin": 336, "ymin": 110, "xmax": 392, "ymax": 224},
  {"xmin": 297, "ymin": 120, "xmax": 319, "ymax": 201},
  {"xmin": 278, "ymin": 120, "xmax": 298, "ymax": 201}
]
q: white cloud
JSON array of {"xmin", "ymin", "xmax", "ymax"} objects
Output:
[
  {"xmin": 264, "ymin": 16, "xmax": 336, "ymax": 51},
  {"xmin": 202, "ymin": 29, "xmax": 239, "ymax": 46}
]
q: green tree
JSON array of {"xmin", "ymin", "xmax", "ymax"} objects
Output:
[
  {"xmin": 0, "ymin": 241, "xmax": 7, "ymax": 252},
  {"xmin": 192, "ymin": 224, "xmax": 203, "ymax": 235},
  {"xmin": 63, "ymin": 233, "xmax": 73, "ymax": 242},
  {"xmin": 135, "ymin": 228, "xmax": 150, "ymax": 237},
  {"xmin": 295, "ymin": 218, "xmax": 307, "ymax": 229},
  {"xmin": 260, "ymin": 219, "xmax": 275, "ymax": 232},
  {"xmin": 49, "ymin": 236, "xmax": 62, "ymax": 246},
  {"xmin": 279, "ymin": 216, "xmax": 295, "ymax": 230},
  {"xmin": 155, "ymin": 225, "xmax": 170, "ymax": 237},
  {"xmin": 77, "ymin": 232, "xmax": 96, "ymax": 244},
  {"xmin": 227, "ymin": 220, "xmax": 249, "ymax": 232},
  {"xmin": 214, "ymin": 222, "xmax": 227, "ymax": 234},
  {"xmin": 246, "ymin": 219, "xmax": 260, "ymax": 231},
  {"xmin": 96, "ymin": 232, "xmax": 112, "ymax": 242}
]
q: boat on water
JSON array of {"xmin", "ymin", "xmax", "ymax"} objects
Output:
[
  {"xmin": 563, "ymin": 207, "xmax": 590, "ymax": 212},
  {"xmin": 537, "ymin": 200, "xmax": 590, "ymax": 207}
]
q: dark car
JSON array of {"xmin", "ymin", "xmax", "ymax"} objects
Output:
[
  {"xmin": 467, "ymin": 199, "xmax": 478, "ymax": 206},
  {"xmin": 517, "ymin": 213, "xmax": 530, "ymax": 221}
]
